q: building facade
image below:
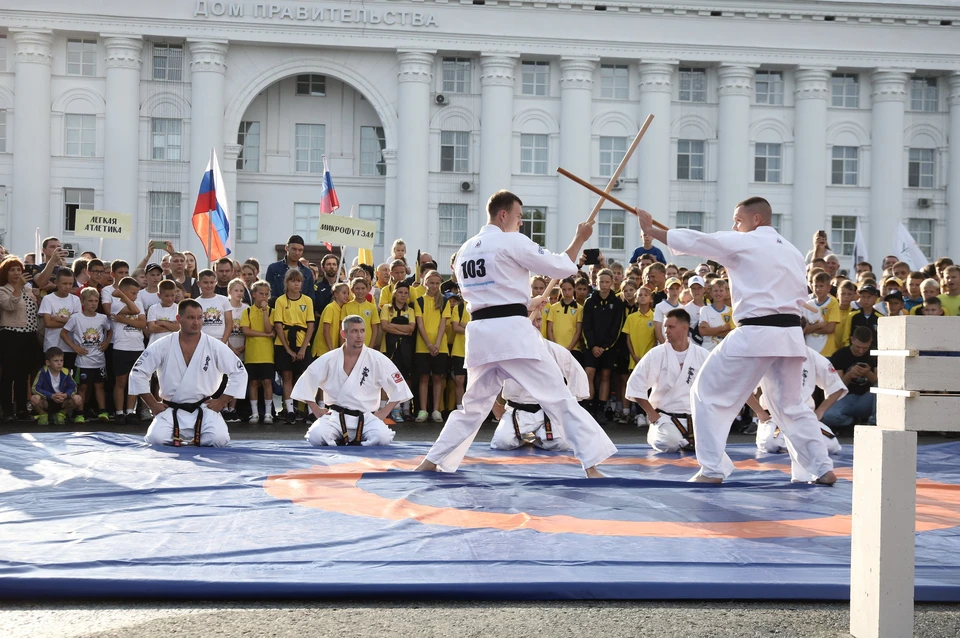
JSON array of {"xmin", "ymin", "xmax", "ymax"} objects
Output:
[{"xmin": 0, "ymin": 0, "xmax": 958, "ymax": 270}]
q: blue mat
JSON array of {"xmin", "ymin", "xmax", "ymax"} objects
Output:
[{"xmin": 2, "ymin": 432, "xmax": 960, "ymax": 600}]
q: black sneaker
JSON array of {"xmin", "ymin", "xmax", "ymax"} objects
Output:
[
  {"xmin": 113, "ymin": 413, "xmax": 125, "ymax": 425},
  {"xmin": 125, "ymin": 412, "xmax": 139, "ymax": 425},
  {"xmin": 285, "ymin": 410, "xmax": 295, "ymax": 425},
  {"xmin": 305, "ymin": 412, "xmax": 317, "ymax": 425},
  {"xmin": 224, "ymin": 409, "xmax": 241, "ymax": 423}
]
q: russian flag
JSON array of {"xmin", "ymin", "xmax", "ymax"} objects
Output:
[
  {"xmin": 192, "ymin": 148, "xmax": 232, "ymax": 261},
  {"xmin": 319, "ymin": 155, "xmax": 340, "ymax": 214}
]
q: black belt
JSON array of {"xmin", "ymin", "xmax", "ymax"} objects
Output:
[
  {"xmin": 328, "ymin": 403, "xmax": 364, "ymax": 446},
  {"xmin": 737, "ymin": 314, "xmax": 802, "ymax": 328},
  {"xmin": 506, "ymin": 399, "xmax": 553, "ymax": 442},
  {"xmin": 163, "ymin": 398, "xmax": 210, "ymax": 447},
  {"xmin": 471, "ymin": 304, "xmax": 528, "ymax": 321},
  {"xmin": 658, "ymin": 409, "xmax": 694, "ymax": 448},
  {"xmin": 284, "ymin": 324, "xmax": 306, "ymax": 349}
]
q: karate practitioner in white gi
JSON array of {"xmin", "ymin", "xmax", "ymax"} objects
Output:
[
  {"xmin": 489, "ymin": 313, "xmax": 588, "ymax": 452},
  {"xmin": 132, "ymin": 299, "xmax": 248, "ymax": 447},
  {"xmin": 625, "ymin": 308, "xmax": 710, "ymax": 453},
  {"xmin": 415, "ymin": 190, "xmax": 617, "ymax": 477},
  {"xmin": 292, "ymin": 315, "xmax": 413, "ymax": 446},
  {"xmin": 755, "ymin": 346, "xmax": 847, "ymax": 482},
  {"xmin": 637, "ymin": 197, "xmax": 836, "ymax": 484}
]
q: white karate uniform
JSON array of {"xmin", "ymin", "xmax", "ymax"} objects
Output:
[
  {"xmin": 490, "ymin": 340, "xmax": 588, "ymax": 452},
  {"xmin": 292, "ymin": 345, "xmax": 413, "ymax": 446},
  {"xmin": 424, "ymin": 224, "xmax": 618, "ymax": 472},
  {"xmin": 756, "ymin": 347, "xmax": 847, "ymax": 481},
  {"xmin": 130, "ymin": 333, "xmax": 248, "ymax": 447},
  {"xmin": 668, "ymin": 226, "xmax": 833, "ymax": 481},
  {"xmin": 625, "ymin": 341, "xmax": 710, "ymax": 453}
]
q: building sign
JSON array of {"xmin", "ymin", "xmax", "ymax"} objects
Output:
[
  {"xmin": 316, "ymin": 215, "xmax": 377, "ymax": 249},
  {"xmin": 194, "ymin": 2, "xmax": 439, "ymax": 27},
  {"xmin": 74, "ymin": 211, "xmax": 133, "ymax": 241}
]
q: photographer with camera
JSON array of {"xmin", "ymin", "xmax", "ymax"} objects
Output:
[{"xmin": 821, "ymin": 326, "xmax": 878, "ymax": 428}]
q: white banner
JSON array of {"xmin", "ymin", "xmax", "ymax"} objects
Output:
[
  {"xmin": 74, "ymin": 211, "xmax": 133, "ymax": 241},
  {"xmin": 852, "ymin": 217, "xmax": 868, "ymax": 268},
  {"xmin": 316, "ymin": 214, "xmax": 376, "ymax": 249},
  {"xmin": 894, "ymin": 221, "xmax": 929, "ymax": 271}
]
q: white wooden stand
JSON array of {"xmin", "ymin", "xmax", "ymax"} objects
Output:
[{"xmin": 850, "ymin": 316, "xmax": 960, "ymax": 638}]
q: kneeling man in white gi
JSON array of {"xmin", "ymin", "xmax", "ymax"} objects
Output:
[
  {"xmin": 625, "ymin": 308, "xmax": 709, "ymax": 453},
  {"xmin": 755, "ymin": 346, "xmax": 847, "ymax": 482},
  {"xmin": 293, "ymin": 315, "xmax": 413, "ymax": 446},
  {"xmin": 490, "ymin": 314, "xmax": 588, "ymax": 451},
  {"xmin": 132, "ymin": 299, "xmax": 248, "ymax": 447}
]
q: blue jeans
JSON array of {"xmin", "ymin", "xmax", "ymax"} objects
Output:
[{"xmin": 821, "ymin": 391, "xmax": 877, "ymax": 427}]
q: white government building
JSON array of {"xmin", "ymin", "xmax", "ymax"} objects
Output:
[{"xmin": 0, "ymin": 0, "xmax": 958, "ymax": 270}]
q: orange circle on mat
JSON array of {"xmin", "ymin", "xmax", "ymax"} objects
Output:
[{"xmin": 263, "ymin": 455, "xmax": 960, "ymax": 539}]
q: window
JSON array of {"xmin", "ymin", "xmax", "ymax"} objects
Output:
[
  {"xmin": 754, "ymin": 142, "xmax": 782, "ymax": 183},
  {"xmin": 296, "ymin": 74, "xmax": 326, "ymax": 96},
  {"xmin": 521, "ymin": 61, "xmax": 549, "ymax": 96},
  {"xmin": 679, "ymin": 67, "xmax": 707, "ymax": 103},
  {"xmin": 295, "ymin": 124, "xmax": 325, "ymax": 173},
  {"xmin": 755, "ymin": 71, "xmax": 783, "ymax": 105},
  {"xmin": 237, "ymin": 121, "xmax": 260, "ymax": 172},
  {"xmin": 831, "ymin": 146, "xmax": 859, "ymax": 186},
  {"xmin": 597, "ymin": 209, "xmax": 625, "ymax": 251},
  {"xmin": 770, "ymin": 213, "xmax": 783, "ymax": 235},
  {"xmin": 907, "ymin": 218, "xmax": 934, "ymax": 259},
  {"xmin": 63, "ymin": 188, "xmax": 94, "ymax": 232},
  {"xmin": 0, "ymin": 110, "xmax": 6, "ymax": 153},
  {"xmin": 910, "ymin": 77, "xmax": 938, "ymax": 112},
  {"xmin": 66, "ymin": 39, "xmax": 97, "ymax": 77},
  {"xmin": 64, "ymin": 114, "xmax": 96, "ymax": 157},
  {"xmin": 520, "ymin": 134, "xmax": 548, "ymax": 175},
  {"xmin": 677, "ymin": 139, "xmax": 705, "ymax": 181},
  {"xmin": 600, "ymin": 64, "xmax": 629, "ymax": 100},
  {"xmin": 294, "ymin": 202, "xmax": 321, "ymax": 237},
  {"xmin": 908, "ymin": 148, "xmax": 935, "ymax": 188},
  {"xmin": 152, "ymin": 44, "xmax": 183, "ymax": 81},
  {"xmin": 0, "ymin": 36, "xmax": 6, "ymax": 72},
  {"xmin": 521, "ymin": 206, "xmax": 547, "ymax": 246},
  {"xmin": 438, "ymin": 203, "xmax": 468, "ymax": 245},
  {"xmin": 151, "ymin": 118, "xmax": 181, "ymax": 161},
  {"xmin": 830, "ymin": 215, "xmax": 858, "ymax": 256},
  {"xmin": 676, "ymin": 211, "xmax": 704, "ymax": 232},
  {"xmin": 359, "ymin": 204, "xmax": 385, "ymax": 246},
  {"xmin": 440, "ymin": 130, "xmax": 470, "ymax": 173},
  {"xmin": 442, "ymin": 57, "xmax": 471, "ymax": 94},
  {"xmin": 148, "ymin": 192, "xmax": 180, "ymax": 238},
  {"xmin": 235, "ymin": 201, "xmax": 258, "ymax": 243},
  {"xmin": 359, "ymin": 126, "xmax": 386, "ymax": 176},
  {"xmin": 831, "ymin": 73, "xmax": 859, "ymax": 108},
  {"xmin": 599, "ymin": 136, "xmax": 627, "ymax": 177}
]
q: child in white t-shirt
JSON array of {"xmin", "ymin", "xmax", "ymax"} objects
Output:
[
  {"xmin": 61, "ymin": 288, "xmax": 112, "ymax": 422},
  {"xmin": 109, "ymin": 277, "xmax": 146, "ymax": 424},
  {"xmin": 699, "ymin": 279, "xmax": 735, "ymax": 353},
  {"xmin": 195, "ymin": 269, "xmax": 233, "ymax": 343},
  {"xmin": 653, "ymin": 277, "xmax": 683, "ymax": 344}
]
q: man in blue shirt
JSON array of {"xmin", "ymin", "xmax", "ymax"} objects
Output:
[
  {"xmin": 264, "ymin": 235, "xmax": 316, "ymax": 308},
  {"xmin": 629, "ymin": 231, "xmax": 666, "ymax": 265}
]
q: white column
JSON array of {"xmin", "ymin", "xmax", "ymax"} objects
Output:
[
  {"xmin": 947, "ymin": 73, "xmax": 960, "ymax": 257},
  {"xmin": 636, "ymin": 61, "xmax": 674, "ymax": 259},
  {"xmin": 102, "ymin": 35, "xmax": 143, "ymax": 262},
  {"xmin": 10, "ymin": 30, "xmax": 53, "ymax": 252},
  {"xmin": 716, "ymin": 64, "xmax": 756, "ymax": 223},
  {"xmin": 187, "ymin": 40, "xmax": 228, "ymax": 258},
  {"xmin": 382, "ymin": 147, "xmax": 399, "ymax": 260},
  {"xmin": 869, "ymin": 69, "xmax": 911, "ymax": 258},
  {"xmin": 395, "ymin": 50, "xmax": 434, "ymax": 254},
  {"xmin": 792, "ymin": 67, "xmax": 833, "ymax": 248},
  {"xmin": 479, "ymin": 54, "xmax": 518, "ymax": 220},
  {"xmin": 558, "ymin": 57, "xmax": 597, "ymax": 245}
]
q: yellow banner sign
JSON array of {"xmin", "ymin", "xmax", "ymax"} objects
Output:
[
  {"xmin": 316, "ymin": 215, "xmax": 377, "ymax": 249},
  {"xmin": 74, "ymin": 210, "xmax": 133, "ymax": 241}
]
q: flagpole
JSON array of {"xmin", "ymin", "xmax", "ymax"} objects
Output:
[{"xmin": 207, "ymin": 148, "xmax": 215, "ymax": 268}]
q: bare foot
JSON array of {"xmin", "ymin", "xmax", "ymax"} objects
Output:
[
  {"xmin": 414, "ymin": 459, "xmax": 438, "ymax": 472},
  {"xmin": 688, "ymin": 473, "xmax": 723, "ymax": 484},
  {"xmin": 585, "ymin": 466, "xmax": 605, "ymax": 479},
  {"xmin": 815, "ymin": 470, "xmax": 837, "ymax": 485}
]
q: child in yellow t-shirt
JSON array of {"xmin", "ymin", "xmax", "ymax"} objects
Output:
[
  {"xmin": 341, "ymin": 277, "xmax": 380, "ymax": 348},
  {"xmin": 239, "ymin": 281, "xmax": 275, "ymax": 424},
  {"xmin": 447, "ymin": 292, "xmax": 470, "ymax": 410},
  {"xmin": 413, "ymin": 271, "xmax": 450, "ymax": 423},
  {"xmin": 271, "ymin": 269, "xmax": 315, "ymax": 423},
  {"xmin": 622, "ymin": 285, "xmax": 657, "ymax": 425},
  {"xmin": 315, "ymin": 283, "xmax": 349, "ymax": 357},
  {"xmin": 547, "ymin": 278, "xmax": 584, "ymax": 358}
]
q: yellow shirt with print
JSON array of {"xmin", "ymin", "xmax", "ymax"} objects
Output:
[
  {"xmin": 449, "ymin": 303, "xmax": 470, "ymax": 358},
  {"xmin": 239, "ymin": 305, "xmax": 274, "ymax": 364},
  {"xmin": 414, "ymin": 295, "xmax": 451, "ymax": 354},
  {"xmin": 270, "ymin": 294, "xmax": 314, "ymax": 348},
  {"xmin": 622, "ymin": 309, "xmax": 656, "ymax": 370},
  {"xmin": 342, "ymin": 299, "xmax": 381, "ymax": 347},
  {"xmin": 539, "ymin": 305, "xmax": 550, "ymax": 338},
  {"xmin": 379, "ymin": 304, "xmax": 415, "ymax": 354},
  {"xmin": 314, "ymin": 302, "xmax": 342, "ymax": 356},
  {"xmin": 813, "ymin": 295, "xmax": 843, "ymax": 357},
  {"xmin": 547, "ymin": 301, "xmax": 583, "ymax": 351}
]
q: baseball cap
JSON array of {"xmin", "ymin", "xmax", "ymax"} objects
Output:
[
  {"xmin": 688, "ymin": 275, "xmax": 706, "ymax": 288},
  {"xmin": 665, "ymin": 277, "xmax": 682, "ymax": 289},
  {"xmin": 145, "ymin": 262, "xmax": 163, "ymax": 274},
  {"xmin": 884, "ymin": 290, "xmax": 904, "ymax": 302},
  {"xmin": 859, "ymin": 284, "xmax": 881, "ymax": 296},
  {"xmin": 885, "ymin": 277, "xmax": 904, "ymax": 287}
]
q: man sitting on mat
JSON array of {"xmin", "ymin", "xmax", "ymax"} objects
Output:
[{"xmin": 292, "ymin": 315, "xmax": 413, "ymax": 446}]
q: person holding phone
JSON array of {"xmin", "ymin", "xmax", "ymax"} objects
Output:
[
  {"xmin": 804, "ymin": 230, "xmax": 831, "ymax": 265},
  {"xmin": 821, "ymin": 326, "xmax": 878, "ymax": 428}
]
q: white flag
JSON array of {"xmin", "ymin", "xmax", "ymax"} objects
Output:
[
  {"xmin": 894, "ymin": 221, "xmax": 928, "ymax": 271},
  {"xmin": 852, "ymin": 217, "xmax": 868, "ymax": 268}
]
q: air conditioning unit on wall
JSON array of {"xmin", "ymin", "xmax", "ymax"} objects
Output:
[
  {"xmin": 918, "ymin": 198, "xmax": 932, "ymax": 208},
  {"xmin": 460, "ymin": 181, "xmax": 473, "ymax": 192},
  {"xmin": 435, "ymin": 94, "xmax": 447, "ymax": 106}
]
